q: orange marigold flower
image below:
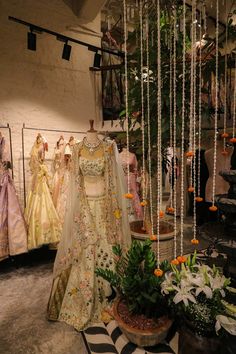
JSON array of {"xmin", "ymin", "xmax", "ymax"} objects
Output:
[
  {"xmin": 209, "ymin": 205, "xmax": 218, "ymax": 212},
  {"xmin": 221, "ymin": 133, "xmax": 229, "ymax": 138},
  {"xmin": 191, "ymin": 238, "xmax": 199, "ymax": 245},
  {"xmin": 230, "ymin": 137, "xmax": 236, "ymax": 143},
  {"xmin": 154, "ymin": 268, "xmax": 163, "ymax": 277},
  {"xmin": 188, "ymin": 187, "xmax": 194, "ymax": 193},
  {"xmin": 124, "ymin": 193, "xmax": 134, "ymax": 199},
  {"xmin": 159, "ymin": 210, "xmax": 164, "ymax": 218},
  {"xmin": 221, "ymin": 150, "xmax": 229, "ymax": 156},
  {"xmin": 140, "ymin": 200, "xmax": 148, "ymax": 206},
  {"xmin": 167, "ymin": 207, "xmax": 175, "ymax": 214},
  {"xmin": 195, "ymin": 196, "xmax": 203, "ymax": 202},
  {"xmin": 186, "ymin": 151, "xmax": 194, "ymax": 157},
  {"xmin": 150, "ymin": 234, "xmax": 157, "ymax": 241},
  {"xmin": 177, "ymin": 255, "xmax": 187, "ymax": 263},
  {"xmin": 171, "ymin": 259, "xmax": 179, "ymax": 265}
]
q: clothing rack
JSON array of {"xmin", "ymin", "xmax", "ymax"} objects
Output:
[{"xmin": 0, "ymin": 123, "xmax": 14, "ymax": 179}]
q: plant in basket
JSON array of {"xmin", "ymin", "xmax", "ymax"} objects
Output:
[
  {"xmin": 95, "ymin": 239, "xmax": 174, "ymax": 347},
  {"xmin": 161, "ymin": 251, "xmax": 236, "ymax": 354}
]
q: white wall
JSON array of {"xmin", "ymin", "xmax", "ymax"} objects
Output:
[{"xmin": 0, "ymin": 0, "xmax": 104, "ymax": 205}]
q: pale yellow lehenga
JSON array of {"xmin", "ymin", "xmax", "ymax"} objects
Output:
[
  {"xmin": 25, "ymin": 135, "xmax": 61, "ymax": 250},
  {"xmin": 47, "ymin": 139, "xmax": 131, "ymax": 330}
]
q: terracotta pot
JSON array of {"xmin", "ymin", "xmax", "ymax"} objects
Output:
[
  {"xmin": 113, "ymin": 298, "xmax": 173, "ymax": 347},
  {"xmin": 178, "ymin": 326, "xmax": 220, "ymax": 354}
]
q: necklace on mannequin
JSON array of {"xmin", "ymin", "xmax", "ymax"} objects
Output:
[{"xmin": 83, "ymin": 137, "xmax": 102, "ymax": 155}]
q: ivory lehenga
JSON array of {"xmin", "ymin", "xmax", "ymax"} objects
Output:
[
  {"xmin": 0, "ymin": 135, "xmax": 27, "ymax": 259},
  {"xmin": 25, "ymin": 134, "xmax": 61, "ymax": 250},
  {"xmin": 47, "ymin": 139, "xmax": 131, "ymax": 330}
]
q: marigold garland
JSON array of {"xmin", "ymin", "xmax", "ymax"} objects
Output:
[
  {"xmin": 150, "ymin": 234, "xmax": 157, "ymax": 241},
  {"xmin": 191, "ymin": 238, "xmax": 199, "ymax": 245},
  {"xmin": 221, "ymin": 133, "xmax": 229, "ymax": 138},
  {"xmin": 154, "ymin": 268, "xmax": 163, "ymax": 277},
  {"xmin": 124, "ymin": 193, "xmax": 134, "ymax": 199},
  {"xmin": 171, "ymin": 259, "xmax": 179, "ymax": 265},
  {"xmin": 188, "ymin": 187, "xmax": 194, "ymax": 193},
  {"xmin": 195, "ymin": 197, "xmax": 203, "ymax": 202},
  {"xmin": 186, "ymin": 151, "xmax": 194, "ymax": 157},
  {"xmin": 209, "ymin": 205, "xmax": 218, "ymax": 212},
  {"xmin": 177, "ymin": 255, "xmax": 187, "ymax": 263},
  {"xmin": 140, "ymin": 200, "xmax": 148, "ymax": 206}
]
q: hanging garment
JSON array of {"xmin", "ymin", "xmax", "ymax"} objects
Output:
[
  {"xmin": 119, "ymin": 149, "xmax": 143, "ymax": 219},
  {"xmin": 47, "ymin": 139, "xmax": 131, "ymax": 331},
  {"xmin": 0, "ymin": 136, "xmax": 27, "ymax": 259},
  {"xmin": 25, "ymin": 135, "xmax": 61, "ymax": 250}
]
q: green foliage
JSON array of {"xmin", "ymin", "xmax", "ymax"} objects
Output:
[{"xmin": 96, "ymin": 240, "xmax": 171, "ymax": 318}]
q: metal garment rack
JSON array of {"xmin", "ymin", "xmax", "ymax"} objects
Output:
[{"xmin": 0, "ymin": 123, "xmax": 14, "ymax": 179}]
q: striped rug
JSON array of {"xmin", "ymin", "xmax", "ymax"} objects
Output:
[{"xmin": 82, "ymin": 321, "xmax": 176, "ymax": 354}]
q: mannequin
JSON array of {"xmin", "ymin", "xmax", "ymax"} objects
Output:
[
  {"xmin": 205, "ymin": 137, "xmax": 232, "ymax": 202},
  {"xmin": 25, "ymin": 134, "xmax": 61, "ymax": 250},
  {"xmin": 47, "ymin": 120, "xmax": 131, "ymax": 331},
  {"xmin": 119, "ymin": 146, "xmax": 143, "ymax": 219}
]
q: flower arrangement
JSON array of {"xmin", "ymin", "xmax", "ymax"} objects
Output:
[{"xmin": 161, "ymin": 251, "xmax": 236, "ymax": 337}]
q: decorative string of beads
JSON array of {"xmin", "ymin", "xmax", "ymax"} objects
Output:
[
  {"xmin": 211, "ymin": 0, "xmax": 219, "ymax": 211},
  {"xmin": 180, "ymin": 0, "xmax": 186, "ymax": 257}
]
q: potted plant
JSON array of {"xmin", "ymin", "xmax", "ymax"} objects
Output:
[
  {"xmin": 161, "ymin": 251, "xmax": 236, "ymax": 354},
  {"xmin": 95, "ymin": 239, "xmax": 174, "ymax": 347}
]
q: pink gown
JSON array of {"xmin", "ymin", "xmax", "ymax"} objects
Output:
[
  {"xmin": 0, "ymin": 136, "xmax": 27, "ymax": 259},
  {"xmin": 119, "ymin": 150, "xmax": 143, "ymax": 219}
]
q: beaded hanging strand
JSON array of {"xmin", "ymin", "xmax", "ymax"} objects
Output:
[
  {"xmin": 173, "ymin": 6, "xmax": 177, "ymax": 260},
  {"xmin": 156, "ymin": 0, "xmax": 162, "ymax": 267},
  {"xmin": 179, "ymin": 0, "xmax": 186, "ymax": 257},
  {"xmin": 192, "ymin": 1, "xmax": 198, "ymax": 244},
  {"xmin": 139, "ymin": 0, "xmax": 146, "ymax": 205},
  {"xmin": 168, "ymin": 24, "xmax": 174, "ymax": 214},
  {"xmin": 146, "ymin": 11, "xmax": 154, "ymax": 234},
  {"xmin": 196, "ymin": 9, "xmax": 203, "ymax": 205},
  {"xmin": 123, "ymin": 0, "xmax": 132, "ymax": 200},
  {"xmin": 209, "ymin": 0, "xmax": 219, "ymax": 212},
  {"xmin": 231, "ymin": 57, "xmax": 236, "ymax": 143},
  {"xmin": 222, "ymin": 12, "xmax": 229, "ymax": 146},
  {"xmin": 186, "ymin": 0, "xmax": 195, "ymax": 193}
]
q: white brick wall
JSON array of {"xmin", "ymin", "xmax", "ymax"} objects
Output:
[{"xmin": 0, "ymin": 0, "xmax": 103, "ymax": 207}]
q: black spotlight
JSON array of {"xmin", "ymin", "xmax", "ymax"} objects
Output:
[
  {"xmin": 62, "ymin": 42, "xmax": 71, "ymax": 61},
  {"xmin": 93, "ymin": 52, "xmax": 101, "ymax": 69},
  {"xmin": 27, "ymin": 31, "xmax": 36, "ymax": 51}
]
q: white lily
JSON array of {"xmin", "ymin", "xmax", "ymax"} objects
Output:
[
  {"xmin": 172, "ymin": 282, "xmax": 197, "ymax": 307},
  {"xmin": 215, "ymin": 315, "xmax": 236, "ymax": 336},
  {"xmin": 192, "ymin": 273, "xmax": 213, "ymax": 299}
]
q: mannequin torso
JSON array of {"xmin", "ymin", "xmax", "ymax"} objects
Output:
[{"xmin": 80, "ymin": 131, "xmax": 105, "ymax": 197}]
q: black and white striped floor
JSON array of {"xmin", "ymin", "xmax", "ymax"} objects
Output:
[{"xmin": 82, "ymin": 321, "xmax": 176, "ymax": 354}]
